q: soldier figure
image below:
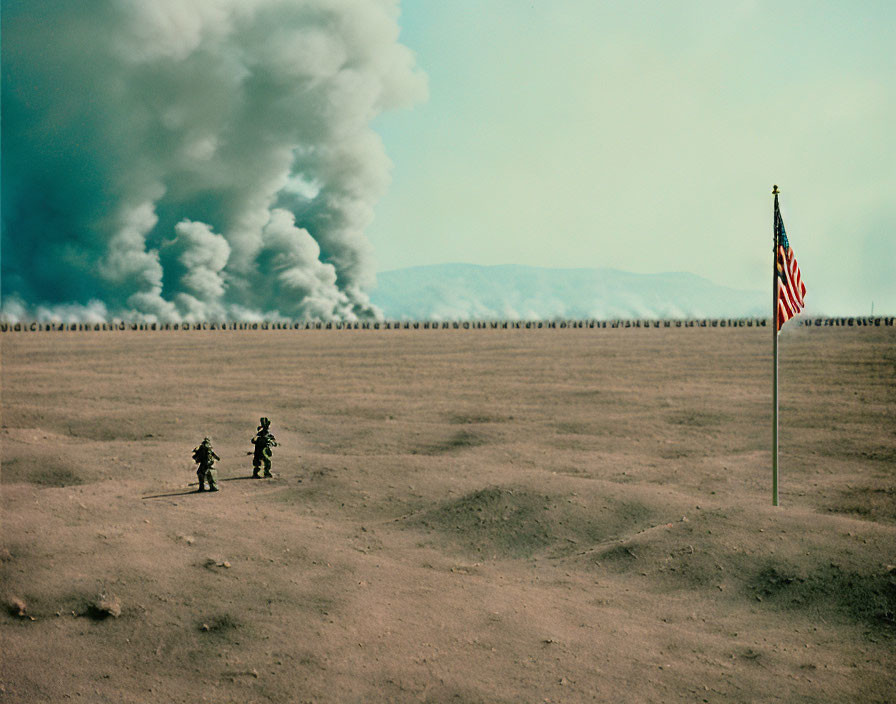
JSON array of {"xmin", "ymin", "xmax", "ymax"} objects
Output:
[
  {"xmin": 251, "ymin": 417, "xmax": 278, "ymax": 478},
  {"xmin": 192, "ymin": 437, "xmax": 219, "ymax": 492}
]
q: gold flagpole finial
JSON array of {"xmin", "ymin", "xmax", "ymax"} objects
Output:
[{"xmin": 772, "ymin": 185, "xmax": 779, "ymax": 195}]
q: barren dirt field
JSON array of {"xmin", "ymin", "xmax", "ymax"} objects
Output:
[{"xmin": 1, "ymin": 326, "xmax": 894, "ymax": 703}]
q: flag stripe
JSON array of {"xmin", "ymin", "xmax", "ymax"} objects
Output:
[{"xmin": 774, "ymin": 201, "xmax": 806, "ymax": 332}]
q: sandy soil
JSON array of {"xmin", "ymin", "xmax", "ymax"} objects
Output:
[{"xmin": 1, "ymin": 327, "xmax": 894, "ymax": 703}]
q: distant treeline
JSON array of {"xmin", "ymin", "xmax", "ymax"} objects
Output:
[{"xmin": 2, "ymin": 317, "xmax": 893, "ymax": 333}]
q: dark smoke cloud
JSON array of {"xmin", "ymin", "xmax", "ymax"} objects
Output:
[{"xmin": 1, "ymin": 0, "xmax": 425, "ymax": 322}]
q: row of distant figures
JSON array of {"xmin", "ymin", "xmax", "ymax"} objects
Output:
[{"xmin": 2, "ymin": 317, "xmax": 894, "ymax": 333}]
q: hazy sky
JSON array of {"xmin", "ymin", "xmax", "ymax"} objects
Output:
[
  {"xmin": 368, "ymin": 1, "xmax": 896, "ymax": 315},
  {"xmin": 2, "ymin": 1, "xmax": 893, "ymax": 321}
]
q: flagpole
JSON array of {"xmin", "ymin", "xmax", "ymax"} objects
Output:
[{"xmin": 772, "ymin": 185, "xmax": 780, "ymax": 506}]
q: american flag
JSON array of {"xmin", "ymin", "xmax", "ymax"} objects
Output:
[{"xmin": 775, "ymin": 199, "xmax": 806, "ymax": 331}]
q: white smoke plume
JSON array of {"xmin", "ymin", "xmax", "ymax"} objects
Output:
[{"xmin": 1, "ymin": 0, "xmax": 426, "ymax": 322}]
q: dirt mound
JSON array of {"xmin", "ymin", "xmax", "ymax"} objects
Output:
[
  {"xmin": 749, "ymin": 562, "xmax": 896, "ymax": 631},
  {"xmin": 415, "ymin": 429, "xmax": 489, "ymax": 455},
  {"xmin": 664, "ymin": 409, "xmax": 733, "ymax": 428},
  {"xmin": 405, "ymin": 486, "xmax": 656, "ymax": 559},
  {"xmin": 827, "ymin": 485, "xmax": 896, "ymax": 523},
  {"xmin": 2, "ymin": 458, "xmax": 85, "ymax": 487},
  {"xmin": 198, "ymin": 613, "xmax": 241, "ymax": 635}
]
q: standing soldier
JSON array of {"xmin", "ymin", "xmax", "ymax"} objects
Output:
[
  {"xmin": 192, "ymin": 437, "xmax": 220, "ymax": 492},
  {"xmin": 251, "ymin": 417, "xmax": 278, "ymax": 478}
]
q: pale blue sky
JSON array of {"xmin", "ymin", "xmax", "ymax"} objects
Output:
[{"xmin": 369, "ymin": 1, "xmax": 896, "ymax": 315}]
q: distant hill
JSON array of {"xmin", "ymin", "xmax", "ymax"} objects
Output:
[{"xmin": 369, "ymin": 263, "xmax": 766, "ymax": 320}]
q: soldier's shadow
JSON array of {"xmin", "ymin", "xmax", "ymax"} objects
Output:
[
  {"xmin": 141, "ymin": 475, "xmax": 261, "ymax": 498},
  {"xmin": 141, "ymin": 489, "xmax": 204, "ymax": 499}
]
